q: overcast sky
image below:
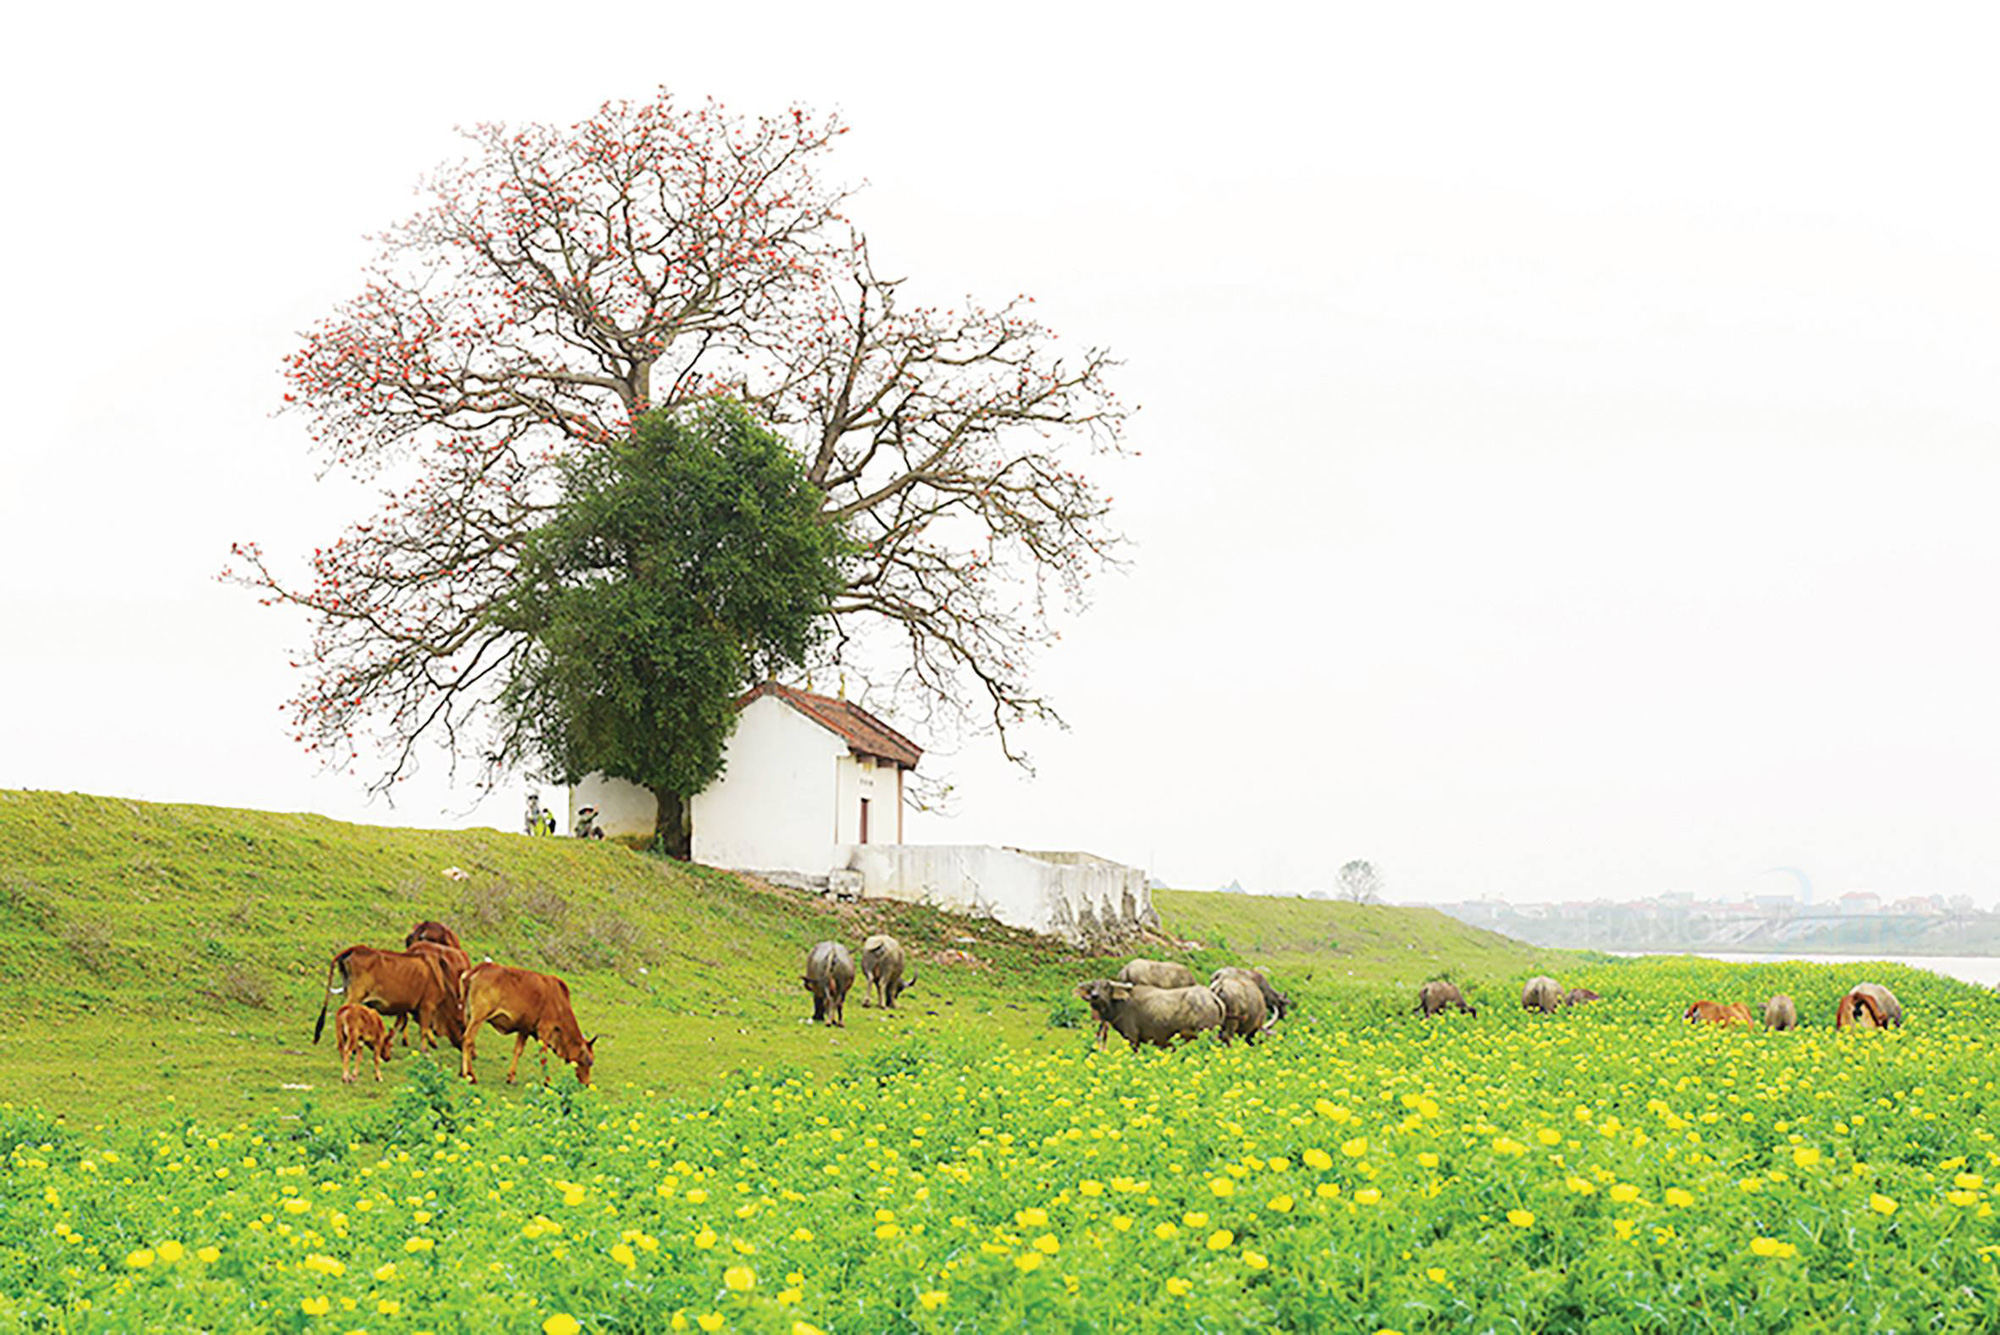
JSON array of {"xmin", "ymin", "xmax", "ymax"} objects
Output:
[{"xmin": 4, "ymin": 3, "xmax": 1996, "ymax": 905}]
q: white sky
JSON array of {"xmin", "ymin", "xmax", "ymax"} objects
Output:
[{"xmin": 4, "ymin": 3, "xmax": 1996, "ymax": 904}]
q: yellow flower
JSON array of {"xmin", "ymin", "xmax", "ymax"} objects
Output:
[
  {"xmin": 1206, "ymin": 1229, "xmax": 1234, "ymax": 1250},
  {"xmin": 1536, "ymin": 1129, "xmax": 1562, "ymax": 1146},
  {"xmin": 196, "ymin": 1246, "xmax": 221, "ymax": 1264},
  {"xmin": 1566, "ymin": 1176, "xmax": 1596, "ymax": 1196},
  {"xmin": 1426, "ymin": 1267, "xmax": 1447, "ymax": 1283},
  {"xmin": 611, "ymin": 1243, "xmax": 637, "ymax": 1269},
  {"xmin": 1014, "ymin": 1252, "xmax": 1043, "ymax": 1273},
  {"xmin": 125, "ymin": 1249, "xmax": 155, "ymax": 1269},
  {"xmin": 1303, "ymin": 1148, "xmax": 1333, "ymax": 1171},
  {"xmin": 1609, "ymin": 1184, "xmax": 1640, "ymax": 1204},
  {"xmin": 1664, "ymin": 1188, "xmax": 1694, "ymax": 1208},
  {"xmin": 1417, "ymin": 1152, "xmax": 1440, "ymax": 1169},
  {"xmin": 1949, "ymin": 1190, "xmax": 1982, "ymax": 1207},
  {"xmin": 562, "ymin": 1183, "xmax": 588, "ymax": 1207},
  {"xmin": 1612, "ymin": 1219, "xmax": 1636, "ymax": 1240},
  {"xmin": 1316, "ymin": 1183, "xmax": 1340, "ymax": 1199},
  {"xmin": 777, "ymin": 1289, "xmax": 802, "ymax": 1306},
  {"xmin": 695, "ymin": 1229, "xmax": 719, "ymax": 1249},
  {"xmin": 919, "ymin": 1291, "xmax": 947, "ymax": 1311},
  {"xmin": 1182, "ymin": 1211, "xmax": 1209, "ymax": 1229},
  {"xmin": 1155, "ymin": 1222, "xmax": 1180, "ymax": 1240},
  {"xmin": 1355, "ymin": 1187, "xmax": 1381, "ymax": 1206},
  {"xmin": 155, "ymin": 1241, "xmax": 184, "ymax": 1264},
  {"xmin": 1033, "ymin": 1234, "xmax": 1060, "ymax": 1255},
  {"xmin": 1870, "ymin": 1194, "xmax": 1898, "ymax": 1216},
  {"xmin": 1079, "ymin": 1179, "xmax": 1104, "ymax": 1197},
  {"xmin": 1508, "ymin": 1209, "xmax": 1535, "ymax": 1228},
  {"xmin": 1267, "ymin": 1194, "xmax": 1295, "ymax": 1213},
  {"xmin": 1957, "ymin": 1173, "xmax": 1987, "ymax": 1191},
  {"xmin": 1792, "ymin": 1148, "xmax": 1822, "ymax": 1170},
  {"xmin": 1243, "ymin": 1250, "xmax": 1269, "ymax": 1270},
  {"xmin": 792, "ymin": 1324, "xmax": 825, "ymax": 1335},
  {"xmin": 1342, "ymin": 1137, "xmax": 1368, "ymax": 1158},
  {"xmin": 303, "ymin": 1254, "xmax": 345, "ymax": 1276},
  {"xmin": 686, "ymin": 1189, "xmax": 709, "ymax": 1204},
  {"xmin": 874, "ymin": 1223, "xmax": 902, "ymax": 1240},
  {"xmin": 377, "ymin": 1299, "xmax": 402, "ymax": 1316},
  {"xmin": 1750, "ymin": 1237, "xmax": 1798, "ymax": 1259},
  {"xmin": 1017, "ymin": 1207, "xmax": 1048, "ymax": 1228},
  {"xmin": 791, "ymin": 1228, "xmax": 814, "ymax": 1242},
  {"xmin": 405, "ymin": 1237, "xmax": 435, "ymax": 1253},
  {"xmin": 724, "ymin": 1265, "xmax": 756, "ymax": 1291},
  {"xmin": 696, "ymin": 1316, "xmax": 725, "ymax": 1334},
  {"xmin": 1165, "ymin": 1277, "xmax": 1191, "ymax": 1297},
  {"xmin": 302, "ymin": 1296, "xmax": 332, "ymax": 1316},
  {"xmin": 1209, "ymin": 1177, "xmax": 1236, "ymax": 1198}
]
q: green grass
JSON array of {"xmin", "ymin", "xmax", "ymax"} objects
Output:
[{"xmin": 0, "ymin": 790, "xmax": 1569, "ymax": 1126}]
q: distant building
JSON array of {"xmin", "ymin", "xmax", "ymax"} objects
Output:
[{"xmin": 1837, "ymin": 891, "xmax": 1883, "ymax": 916}]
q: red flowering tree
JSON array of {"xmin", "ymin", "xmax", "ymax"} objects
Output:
[{"xmin": 227, "ymin": 90, "xmax": 1126, "ymax": 795}]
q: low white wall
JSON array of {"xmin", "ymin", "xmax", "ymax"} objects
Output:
[
  {"xmin": 571, "ymin": 773, "xmax": 658, "ymax": 839},
  {"xmin": 842, "ymin": 844, "xmax": 1156, "ymax": 946}
]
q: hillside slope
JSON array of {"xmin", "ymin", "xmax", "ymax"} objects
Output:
[{"xmin": 0, "ymin": 791, "xmax": 1565, "ymax": 1122}]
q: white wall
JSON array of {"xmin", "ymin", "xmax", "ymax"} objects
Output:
[
  {"xmin": 833, "ymin": 754, "xmax": 893, "ymax": 846},
  {"xmin": 692, "ymin": 693, "xmax": 847, "ymax": 873},
  {"xmin": 844, "ymin": 844, "xmax": 1156, "ymax": 946},
  {"xmin": 571, "ymin": 773, "xmax": 658, "ymax": 840}
]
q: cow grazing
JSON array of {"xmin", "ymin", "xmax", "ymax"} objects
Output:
[
  {"xmin": 1562, "ymin": 988, "xmax": 1602, "ymax": 1007},
  {"xmin": 1211, "ymin": 966, "xmax": 1290, "ymax": 1024},
  {"xmin": 313, "ymin": 945, "xmax": 465, "ymax": 1051},
  {"xmin": 1836, "ymin": 983, "xmax": 1904, "ymax": 1030},
  {"xmin": 859, "ymin": 935, "xmax": 915, "ymax": 1009},
  {"xmin": 1764, "ymin": 994, "xmax": 1799, "ymax": 1031},
  {"xmin": 1416, "ymin": 980, "xmax": 1477, "ymax": 1017},
  {"xmin": 391, "ymin": 940, "xmax": 474, "ymax": 1045},
  {"xmin": 804, "ymin": 941, "xmax": 856, "ymax": 1027},
  {"xmin": 405, "ymin": 920, "xmax": 464, "ymax": 953},
  {"xmin": 459, "ymin": 962, "xmax": 596, "ymax": 1085},
  {"xmin": 1684, "ymin": 1000, "xmax": 1754, "ymax": 1025},
  {"xmin": 1119, "ymin": 959, "xmax": 1198, "ymax": 990},
  {"xmin": 1211, "ymin": 975, "xmax": 1268, "ymax": 1043},
  {"xmin": 1076, "ymin": 980, "xmax": 1225, "ymax": 1051},
  {"xmin": 1521, "ymin": 976, "xmax": 1565, "ymax": 1013},
  {"xmin": 335, "ymin": 1003, "xmax": 392, "ymax": 1084}
]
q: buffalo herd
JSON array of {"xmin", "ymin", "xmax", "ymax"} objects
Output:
[
  {"xmin": 312, "ymin": 919, "xmax": 598, "ymax": 1087},
  {"xmin": 1407, "ymin": 974, "xmax": 1906, "ymax": 1031}
]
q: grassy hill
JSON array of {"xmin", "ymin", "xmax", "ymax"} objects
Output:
[{"xmin": 0, "ymin": 790, "xmax": 1568, "ymax": 1124}]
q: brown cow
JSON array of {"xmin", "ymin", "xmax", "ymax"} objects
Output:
[
  {"xmin": 1836, "ymin": 983, "xmax": 1904, "ymax": 1030},
  {"xmin": 387, "ymin": 940, "xmax": 473, "ymax": 1046},
  {"xmin": 1562, "ymin": 988, "xmax": 1602, "ymax": 1007},
  {"xmin": 313, "ymin": 946, "xmax": 464, "ymax": 1051},
  {"xmin": 335, "ymin": 1003, "xmax": 392, "ymax": 1084},
  {"xmin": 1764, "ymin": 994, "xmax": 1799, "ymax": 1031},
  {"xmin": 405, "ymin": 921, "xmax": 464, "ymax": 953},
  {"xmin": 1416, "ymin": 980, "xmax": 1477, "ymax": 1017},
  {"xmin": 459, "ymin": 962, "xmax": 596, "ymax": 1086},
  {"xmin": 1684, "ymin": 1000, "xmax": 1754, "ymax": 1025}
]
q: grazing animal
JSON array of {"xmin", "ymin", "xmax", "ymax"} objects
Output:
[
  {"xmin": 1683, "ymin": 1000, "xmax": 1754, "ymax": 1025},
  {"xmin": 1562, "ymin": 988, "xmax": 1601, "ymax": 1007},
  {"xmin": 1521, "ymin": 976, "xmax": 1565, "ymax": 1013},
  {"xmin": 335, "ymin": 1003, "xmax": 392, "ymax": 1084},
  {"xmin": 804, "ymin": 941, "xmax": 857, "ymax": 1027},
  {"xmin": 459, "ymin": 962, "xmax": 596, "ymax": 1085},
  {"xmin": 1763, "ymin": 994, "xmax": 1799, "ymax": 1031},
  {"xmin": 1211, "ymin": 975, "xmax": 1269, "ymax": 1042},
  {"xmin": 1211, "ymin": 966, "xmax": 1291, "ymax": 1024},
  {"xmin": 1120, "ymin": 959, "xmax": 1198, "ymax": 989},
  {"xmin": 859, "ymin": 935, "xmax": 915, "ymax": 1009},
  {"xmin": 312, "ymin": 946, "xmax": 464, "ymax": 1051},
  {"xmin": 405, "ymin": 921, "xmax": 464, "ymax": 953},
  {"xmin": 1076, "ymin": 980, "xmax": 1225, "ymax": 1051},
  {"xmin": 387, "ymin": 940, "xmax": 473, "ymax": 1046},
  {"xmin": 1836, "ymin": 982, "xmax": 1904, "ymax": 1030},
  {"xmin": 1416, "ymin": 980, "xmax": 1477, "ymax": 1017}
]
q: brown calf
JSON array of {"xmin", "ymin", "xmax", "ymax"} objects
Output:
[
  {"xmin": 1836, "ymin": 983, "xmax": 1903, "ymax": 1030},
  {"xmin": 1683, "ymin": 1000, "xmax": 1754, "ymax": 1025},
  {"xmin": 405, "ymin": 920, "xmax": 465, "ymax": 953},
  {"xmin": 313, "ymin": 946, "xmax": 465, "ymax": 1051},
  {"xmin": 335, "ymin": 1003, "xmax": 392, "ymax": 1083},
  {"xmin": 460, "ymin": 962, "xmax": 596, "ymax": 1086}
]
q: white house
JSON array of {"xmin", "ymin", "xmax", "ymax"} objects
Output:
[
  {"xmin": 571, "ymin": 681, "xmax": 920, "ymax": 872},
  {"xmin": 567, "ymin": 680, "xmax": 1157, "ymax": 947}
]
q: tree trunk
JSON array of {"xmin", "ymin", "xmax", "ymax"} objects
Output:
[{"xmin": 650, "ymin": 785, "xmax": 690, "ymax": 859}]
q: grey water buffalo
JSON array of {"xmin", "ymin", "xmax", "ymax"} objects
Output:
[
  {"xmin": 804, "ymin": 941, "xmax": 857, "ymax": 1027},
  {"xmin": 1836, "ymin": 982, "xmax": 1904, "ymax": 1030},
  {"xmin": 1120, "ymin": 959, "xmax": 1198, "ymax": 989},
  {"xmin": 1764, "ymin": 993, "xmax": 1798, "ymax": 1031},
  {"xmin": 1077, "ymin": 980, "xmax": 1224, "ymax": 1051},
  {"xmin": 1211, "ymin": 966, "xmax": 1290, "ymax": 1024},
  {"xmin": 1521, "ymin": 976, "xmax": 1565, "ymax": 1013},
  {"xmin": 1416, "ymin": 979, "xmax": 1476, "ymax": 1017},
  {"xmin": 1211, "ymin": 975, "xmax": 1268, "ymax": 1042},
  {"xmin": 859, "ymin": 934, "xmax": 915, "ymax": 1009}
]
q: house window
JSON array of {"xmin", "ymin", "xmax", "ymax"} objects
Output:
[{"xmin": 859, "ymin": 797, "xmax": 871, "ymax": 844}]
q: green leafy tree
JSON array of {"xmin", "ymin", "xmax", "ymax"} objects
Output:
[{"xmin": 495, "ymin": 399, "xmax": 846, "ymax": 849}]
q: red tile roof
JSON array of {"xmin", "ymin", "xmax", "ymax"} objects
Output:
[{"xmin": 738, "ymin": 681, "xmax": 922, "ymax": 769}]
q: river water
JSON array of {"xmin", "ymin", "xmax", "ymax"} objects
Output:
[{"xmin": 1611, "ymin": 950, "xmax": 2000, "ymax": 987}]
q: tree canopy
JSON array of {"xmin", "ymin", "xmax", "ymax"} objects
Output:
[
  {"xmin": 226, "ymin": 90, "xmax": 1126, "ymax": 795},
  {"xmin": 494, "ymin": 400, "xmax": 845, "ymax": 844}
]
